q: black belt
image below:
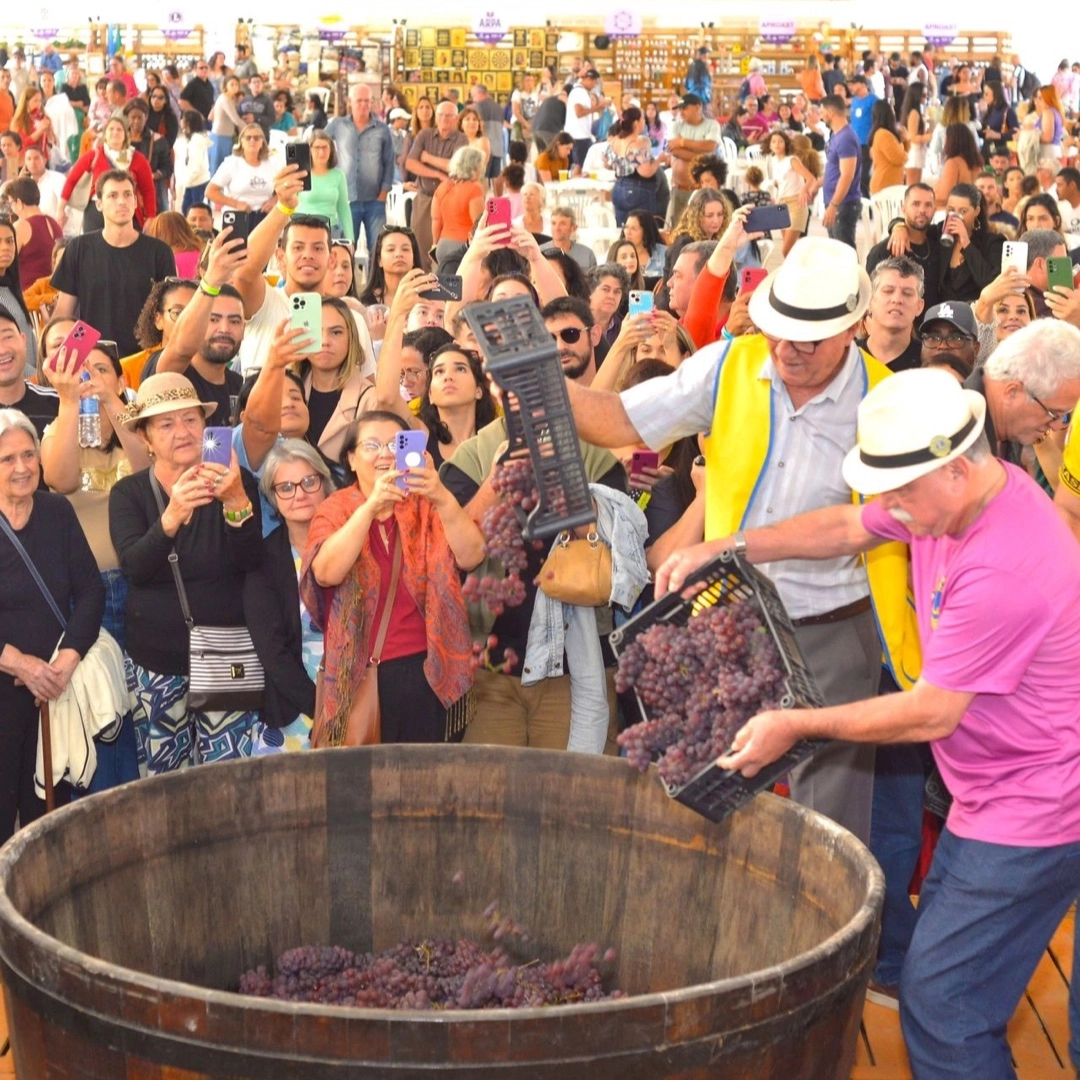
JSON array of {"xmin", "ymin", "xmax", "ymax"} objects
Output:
[{"xmin": 791, "ymin": 596, "xmax": 872, "ymax": 629}]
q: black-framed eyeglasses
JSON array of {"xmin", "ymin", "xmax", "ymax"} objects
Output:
[
  {"xmin": 272, "ymin": 473, "xmax": 322, "ymax": 498},
  {"xmin": 920, "ymin": 332, "xmax": 972, "ymax": 349},
  {"xmin": 1028, "ymin": 389, "xmax": 1071, "ymax": 425},
  {"xmin": 553, "ymin": 326, "xmax": 585, "ymax": 344},
  {"xmin": 762, "ymin": 333, "xmax": 823, "ymax": 356}
]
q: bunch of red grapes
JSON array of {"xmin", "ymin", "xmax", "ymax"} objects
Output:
[
  {"xmin": 462, "ymin": 457, "xmax": 543, "ymax": 676},
  {"xmin": 616, "ymin": 602, "xmax": 786, "ymax": 788},
  {"xmin": 238, "ymin": 901, "xmax": 622, "ymax": 1010}
]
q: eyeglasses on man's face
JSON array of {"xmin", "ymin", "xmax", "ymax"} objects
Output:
[{"xmin": 1027, "ymin": 389, "xmax": 1072, "ymax": 426}]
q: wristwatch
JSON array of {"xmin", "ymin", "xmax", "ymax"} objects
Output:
[{"xmin": 731, "ymin": 530, "xmax": 748, "ymax": 557}]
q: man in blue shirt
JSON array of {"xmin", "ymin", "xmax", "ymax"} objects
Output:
[
  {"xmin": 848, "ymin": 74, "xmax": 877, "ymax": 198},
  {"xmin": 37, "ymin": 43, "xmax": 63, "ymax": 76},
  {"xmin": 820, "ymin": 94, "xmax": 862, "ymax": 250},
  {"xmin": 325, "ymin": 83, "xmax": 395, "ymax": 255}
]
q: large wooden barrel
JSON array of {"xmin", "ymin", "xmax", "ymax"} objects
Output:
[{"xmin": 0, "ymin": 746, "xmax": 882, "ymax": 1078}]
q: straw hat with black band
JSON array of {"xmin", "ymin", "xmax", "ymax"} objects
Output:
[
  {"xmin": 842, "ymin": 367, "xmax": 988, "ymax": 495},
  {"xmin": 748, "ymin": 237, "xmax": 872, "ymax": 342},
  {"xmin": 119, "ymin": 372, "xmax": 217, "ymax": 430}
]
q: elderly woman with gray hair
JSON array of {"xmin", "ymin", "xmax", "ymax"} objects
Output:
[
  {"xmin": 243, "ymin": 439, "xmax": 333, "ymax": 751},
  {"xmin": 431, "ymin": 145, "xmax": 486, "ymax": 274},
  {"xmin": 0, "ymin": 408, "xmax": 104, "ymax": 841}
]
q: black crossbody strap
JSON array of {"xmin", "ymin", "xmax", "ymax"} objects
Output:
[
  {"xmin": 0, "ymin": 509, "xmax": 68, "ymax": 631},
  {"xmin": 149, "ymin": 471, "xmax": 195, "ymax": 630}
]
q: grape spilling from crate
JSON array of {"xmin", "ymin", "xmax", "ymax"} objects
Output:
[
  {"xmin": 238, "ymin": 903, "xmax": 623, "ymax": 1010},
  {"xmin": 616, "ymin": 602, "xmax": 787, "ymax": 788}
]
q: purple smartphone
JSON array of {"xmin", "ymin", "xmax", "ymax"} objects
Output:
[
  {"xmin": 395, "ymin": 430, "xmax": 427, "ymax": 490},
  {"xmin": 201, "ymin": 427, "xmax": 232, "ymax": 467}
]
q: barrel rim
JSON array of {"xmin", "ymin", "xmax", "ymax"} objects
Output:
[{"xmin": 0, "ymin": 747, "xmax": 884, "ymax": 1030}]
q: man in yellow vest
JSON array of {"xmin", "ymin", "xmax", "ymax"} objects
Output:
[{"xmin": 566, "ymin": 237, "xmax": 919, "ymax": 843}]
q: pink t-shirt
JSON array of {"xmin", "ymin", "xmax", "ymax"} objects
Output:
[{"xmin": 862, "ymin": 464, "xmax": 1080, "ymax": 846}]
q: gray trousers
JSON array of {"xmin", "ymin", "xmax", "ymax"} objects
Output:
[{"xmin": 788, "ymin": 608, "xmax": 880, "ymax": 845}]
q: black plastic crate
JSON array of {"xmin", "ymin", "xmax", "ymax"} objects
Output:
[
  {"xmin": 608, "ymin": 550, "xmax": 827, "ymax": 823},
  {"xmin": 463, "ymin": 298, "xmax": 594, "ymax": 540}
]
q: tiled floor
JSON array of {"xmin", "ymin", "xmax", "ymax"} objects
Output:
[{"xmin": 0, "ymin": 912, "xmax": 1074, "ymax": 1077}]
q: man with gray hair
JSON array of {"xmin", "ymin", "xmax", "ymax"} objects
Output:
[
  {"xmin": 541, "ymin": 207, "xmax": 597, "ymax": 271},
  {"xmin": 655, "ymin": 366, "xmax": 1080, "ymax": 1079},
  {"xmin": 965, "ymin": 320, "xmax": 1080, "ymax": 464},
  {"xmin": 857, "ymin": 256, "xmax": 925, "ymax": 372},
  {"xmin": 325, "ymin": 83, "xmax": 396, "ymax": 256},
  {"xmin": 1021, "ymin": 227, "xmax": 1070, "ymax": 318}
]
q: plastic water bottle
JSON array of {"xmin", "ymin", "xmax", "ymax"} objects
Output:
[{"xmin": 78, "ymin": 372, "xmax": 101, "ymax": 448}]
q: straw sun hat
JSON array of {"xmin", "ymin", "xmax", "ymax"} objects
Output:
[
  {"xmin": 120, "ymin": 372, "xmax": 217, "ymax": 430},
  {"xmin": 748, "ymin": 237, "xmax": 871, "ymax": 342},
  {"xmin": 841, "ymin": 368, "xmax": 987, "ymax": 495}
]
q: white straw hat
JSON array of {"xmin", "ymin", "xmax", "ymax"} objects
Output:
[
  {"xmin": 749, "ymin": 237, "xmax": 871, "ymax": 342},
  {"xmin": 841, "ymin": 368, "xmax": 987, "ymax": 495}
]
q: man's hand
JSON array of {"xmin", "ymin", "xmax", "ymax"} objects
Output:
[
  {"xmin": 273, "ymin": 163, "xmax": 306, "ymax": 211},
  {"xmin": 716, "ymin": 708, "xmax": 803, "ymax": 778},
  {"xmin": 823, "ymin": 203, "xmax": 837, "ymax": 229},
  {"xmin": 654, "ymin": 538, "xmax": 729, "ymax": 596},
  {"xmin": 203, "ymin": 227, "xmax": 248, "ymax": 288}
]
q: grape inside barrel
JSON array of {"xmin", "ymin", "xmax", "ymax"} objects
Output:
[{"xmin": 0, "ymin": 746, "xmax": 883, "ymax": 1078}]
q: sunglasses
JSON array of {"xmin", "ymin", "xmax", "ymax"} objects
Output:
[
  {"xmin": 379, "ymin": 226, "xmax": 414, "ymax": 237},
  {"xmin": 553, "ymin": 327, "xmax": 585, "ymax": 344}
]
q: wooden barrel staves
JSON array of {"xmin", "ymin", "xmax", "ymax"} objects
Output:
[{"xmin": 0, "ymin": 746, "xmax": 883, "ymax": 1078}]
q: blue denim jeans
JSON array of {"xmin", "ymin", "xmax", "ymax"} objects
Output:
[
  {"xmin": 1069, "ymin": 914, "xmax": 1080, "ymax": 1068},
  {"xmin": 900, "ymin": 827, "xmax": 1080, "ymax": 1079},
  {"xmin": 182, "ymin": 183, "xmax": 208, "ymax": 214},
  {"xmin": 209, "ymin": 133, "xmax": 233, "ymax": 175},
  {"xmin": 827, "ymin": 199, "xmax": 861, "ymax": 250},
  {"xmin": 351, "ymin": 199, "xmax": 387, "ymax": 258},
  {"xmin": 869, "ymin": 736, "xmax": 929, "ymax": 986},
  {"xmin": 611, "ymin": 175, "xmax": 657, "ymax": 227}
]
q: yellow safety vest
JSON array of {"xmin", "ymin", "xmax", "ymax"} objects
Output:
[{"xmin": 702, "ymin": 334, "xmax": 921, "ymax": 690}]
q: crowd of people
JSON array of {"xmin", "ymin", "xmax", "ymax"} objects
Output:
[{"xmin": 1, "ymin": 38, "xmax": 1080, "ymax": 1080}]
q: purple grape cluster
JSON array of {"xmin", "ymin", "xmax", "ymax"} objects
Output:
[
  {"xmin": 237, "ymin": 905, "xmax": 623, "ymax": 1010},
  {"xmin": 616, "ymin": 602, "xmax": 786, "ymax": 788},
  {"xmin": 462, "ymin": 458, "xmax": 538, "ymax": 618}
]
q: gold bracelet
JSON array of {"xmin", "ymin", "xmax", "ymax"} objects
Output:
[{"xmin": 276, "ymin": 202, "xmax": 296, "ymax": 215}]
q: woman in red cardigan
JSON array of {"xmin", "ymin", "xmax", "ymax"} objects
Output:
[{"xmin": 57, "ymin": 116, "xmax": 157, "ymax": 234}]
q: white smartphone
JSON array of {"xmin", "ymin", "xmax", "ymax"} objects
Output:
[{"xmin": 1001, "ymin": 241, "xmax": 1028, "ymax": 275}]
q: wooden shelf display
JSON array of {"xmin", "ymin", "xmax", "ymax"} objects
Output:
[{"xmin": 391, "ymin": 26, "xmax": 559, "ymax": 107}]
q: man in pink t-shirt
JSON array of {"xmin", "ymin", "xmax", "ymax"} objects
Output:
[{"xmin": 654, "ymin": 368, "xmax": 1080, "ymax": 1080}]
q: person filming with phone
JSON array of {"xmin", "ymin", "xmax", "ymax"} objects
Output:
[
  {"xmin": 108, "ymin": 372, "xmax": 265, "ymax": 774},
  {"xmin": 301, "ymin": 410, "xmax": 482, "ymax": 746}
]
